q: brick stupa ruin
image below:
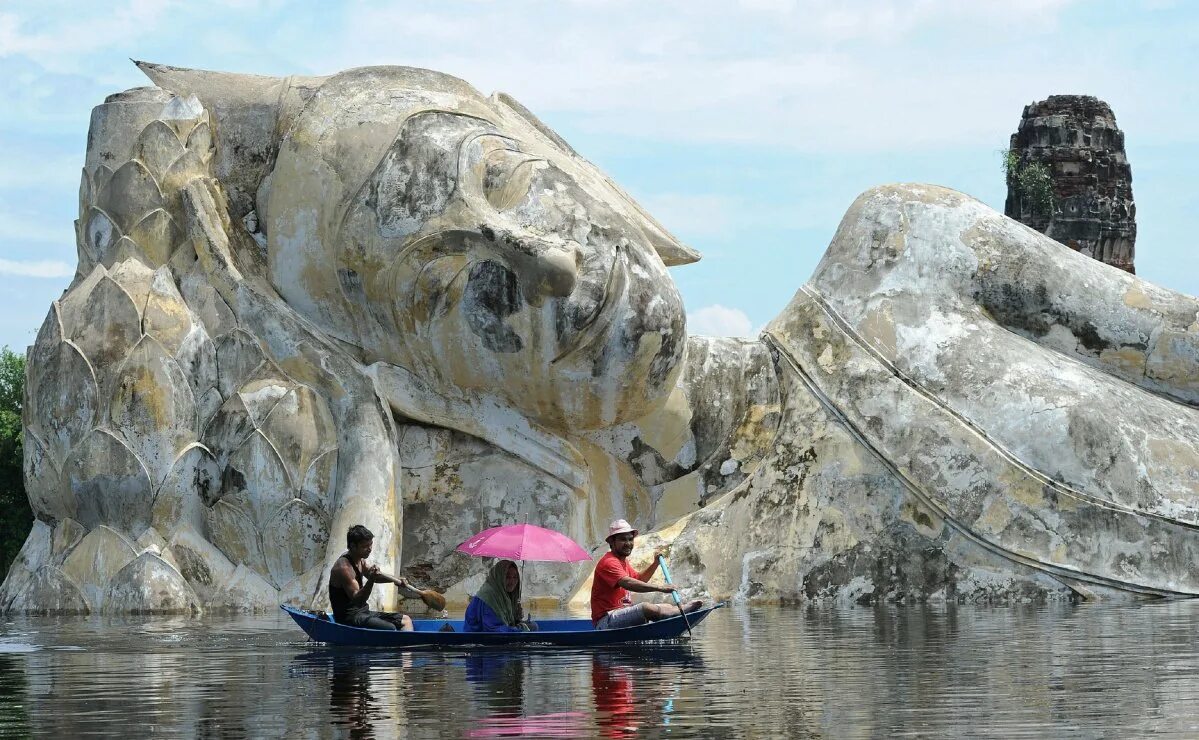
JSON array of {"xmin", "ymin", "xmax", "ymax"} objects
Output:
[{"xmin": 1005, "ymin": 95, "xmax": 1136, "ymax": 273}]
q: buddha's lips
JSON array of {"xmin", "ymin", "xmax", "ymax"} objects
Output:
[{"xmin": 552, "ymin": 246, "xmax": 626, "ymax": 365}]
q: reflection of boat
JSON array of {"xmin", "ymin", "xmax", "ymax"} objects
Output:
[{"xmin": 281, "ymin": 603, "xmax": 724, "ymax": 647}]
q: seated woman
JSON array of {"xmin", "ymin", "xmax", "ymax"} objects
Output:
[{"xmin": 464, "ymin": 560, "xmax": 534, "ymax": 632}]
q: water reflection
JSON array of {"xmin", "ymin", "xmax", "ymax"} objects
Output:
[
  {"xmin": 0, "ymin": 654, "xmax": 29, "ymax": 734},
  {"xmin": 4, "ymin": 603, "xmax": 1199, "ymax": 737},
  {"xmin": 291, "ymin": 652, "xmax": 395, "ymax": 738}
]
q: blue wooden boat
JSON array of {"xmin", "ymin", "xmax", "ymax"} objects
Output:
[{"xmin": 281, "ymin": 603, "xmax": 724, "ymax": 647}]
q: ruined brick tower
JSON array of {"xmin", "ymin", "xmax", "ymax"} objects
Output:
[{"xmin": 1005, "ymin": 95, "xmax": 1136, "ymax": 273}]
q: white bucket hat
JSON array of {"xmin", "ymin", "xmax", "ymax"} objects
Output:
[{"xmin": 606, "ymin": 519, "xmax": 638, "ymax": 540}]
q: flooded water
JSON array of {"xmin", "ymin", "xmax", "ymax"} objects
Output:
[{"xmin": 3, "ymin": 600, "xmax": 1199, "ymax": 738}]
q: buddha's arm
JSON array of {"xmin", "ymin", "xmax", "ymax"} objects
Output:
[
  {"xmin": 810, "ymin": 184, "xmax": 1199, "ymax": 407},
  {"xmin": 791, "ymin": 182, "xmax": 1199, "ymax": 529}
]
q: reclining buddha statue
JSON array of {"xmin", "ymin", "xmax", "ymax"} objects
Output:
[{"xmin": 3, "ymin": 62, "xmax": 1198, "ymax": 613}]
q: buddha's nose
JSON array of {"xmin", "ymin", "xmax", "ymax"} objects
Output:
[{"xmin": 479, "ymin": 223, "xmax": 580, "ymax": 301}]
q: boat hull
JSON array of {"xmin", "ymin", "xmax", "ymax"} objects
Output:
[{"xmin": 281, "ymin": 603, "xmax": 724, "ymax": 647}]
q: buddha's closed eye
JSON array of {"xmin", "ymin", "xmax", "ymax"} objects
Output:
[{"xmin": 483, "ymin": 146, "xmax": 546, "ymax": 212}]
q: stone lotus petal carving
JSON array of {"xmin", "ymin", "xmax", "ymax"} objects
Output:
[
  {"xmin": 83, "ymin": 207, "xmax": 120, "ymax": 265},
  {"xmin": 213, "ymin": 331, "xmax": 268, "ymax": 400},
  {"xmin": 106, "ymin": 258, "xmax": 156, "ymax": 306},
  {"xmin": 263, "ymin": 498, "xmax": 329, "ymax": 593},
  {"xmin": 108, "ymin": 336, "xmax": 197, "ymax": 488},
  {"xmin": 165, "ymin": 523, "xmax": 236, "ymax": 605},
  {"xmin": 173, "ymin": 330, "xmax": 219, "ymax": 428},
  {"xmin": 65, "ymin": 429, "xmax": 154, "ymax": 537},
  {"xmin": 222, "ymin": 431, "xmax": 293, "ymax": 526},
  {"xmin": 299, "ymin": 448, "xmax": 337, "ymax": 517},
  {"xmin": 10, "ymin": 566, "xmax": 90, "ymax": 615},
  {"xmin": 22, "ymin": 431, "xmax": 68, "ymax": 526},
  {"xmin": 128, "ymin": 210, "xmax": 181, "ymax": 273},
  {"xmin": 29, "ymin": 340, "xmax": 97, "ymax": 474},
  {"xmin": 179, "ymin": 262, "xmax": 236, "ymax": 337},
  {"xmin": 194, "ymin": 387, "xmax": 224, "ymax": 432},
  {"xmin": 51, "ymin": 518, "xmax": 86, "ymax": 559},
  {"xmin": 257, "ymin": 384, "xmax": 337, "ymax": 492},
  {"xmin": 89, "ymin": 165, "xmax": 115, "ymax": 206},
  {"xmin": 236, "ymin": 379, "xmax": 292, "ymax": 429},
  {"xmin": 192, "ymin": 373, "xmax": 338, "ymax": 589},
  {"xmin": 278, "ymin": 565, "xmax": 324, "ymax": 610},
  {"xmin": 98, "ymin": 160, "xmax": 165, "ymax": 235},
  {"xmin": 203, "ymin": 395, "xmax": 259, "ymax": 467},
  {"xmin": 184, "ymin": 121, "xmax": 212, "ymax": 158},
  {"xmin": 208, "ymin": 563, "xmax": 278, "ymax": 613},
  {"xmin": 132, "ymin": 119, "xmax": 188, "ymax": 177},
  {"xmin": 0, "ymin": 521, "xmax": 52, "ymax": 612},
  {"xmin": 61, "ymin": 524, "xmax": 139, "ymax": 610},
  {"xmin": 135, "ymin": 526, "xmax": 169, "ymax": 554},
  {"xmin": 153, "ymin": 444, "xmax": 218, "ymax": 534},
  {"xmin": 102, "ymin": 551, "xmax": 201, "ymax": 614},
  {"xmin": 26, "ymin": 302, "xmax": 64, "ymax": 382},
  {"xmin": 59, "ymin": 268, "xmax": 142, "ymax": 395},
  {"xmin": 204, "ymin": 497, "xmax": 265, "ymax": 575},
  {"xmin": 160, "ymin": 144, "xmax": 213, "ymax": 214}
]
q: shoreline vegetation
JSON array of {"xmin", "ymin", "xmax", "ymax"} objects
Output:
[{"xmin": 1, "ymin": 346, "xmax": 31, "ymax": 575}]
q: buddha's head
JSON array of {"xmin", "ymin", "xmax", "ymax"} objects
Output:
[{"xmin": 143, "ymin": 64, "xmax": 697, "ymax": 431}]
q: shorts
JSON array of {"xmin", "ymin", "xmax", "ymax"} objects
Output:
[
  {"xmin": 595, "ymin": 604, "xmax": 648, "ymax": 630},
  {"xmin": 343, "ymin": 609, "xmax": 408, "ymax": 630}
]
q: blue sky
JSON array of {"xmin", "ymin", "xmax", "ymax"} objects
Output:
[{"xmin": 1, "ymin": 0, "xmax": 1196, "ymax": 348}]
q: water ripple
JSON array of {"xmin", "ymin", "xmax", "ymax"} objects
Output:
[{"xmin": 2, "ymin": 602, "xmax": 1199, "ymax": 737}]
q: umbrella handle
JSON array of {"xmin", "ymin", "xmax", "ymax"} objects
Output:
[{"xmin": 657, "ymin": 555, "xmax": 693, "ymax": 638}]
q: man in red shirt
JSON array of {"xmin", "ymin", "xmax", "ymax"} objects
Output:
[{"xmin": 590, "ymin": 519, "xmax": 703, "ymax": 630}]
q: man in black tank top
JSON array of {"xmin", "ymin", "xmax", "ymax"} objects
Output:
[{"xmin": 328, "ymin": 525, "xmax": 413, "ymax": 631}]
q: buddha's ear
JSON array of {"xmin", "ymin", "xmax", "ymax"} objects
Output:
[{"xmin": 489, "ymin": 91, "xmax": 702, "ymax": 267}]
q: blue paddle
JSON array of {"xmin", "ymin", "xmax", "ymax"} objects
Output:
[{"xmin": 657, "ymin": 555, "xmax": 693, "ymax": 638}]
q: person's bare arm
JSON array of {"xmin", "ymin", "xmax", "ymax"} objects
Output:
[
  {"xmin": 364, "ymin": 566, "xmax": 407, "ymax": 589},
  {"xmin": 616, "ymin": 576, "xmax": 675, "ymax": 594},
  {"xmin": 332, "ymin": 559, "xmax": 374, "ymax": 606}
]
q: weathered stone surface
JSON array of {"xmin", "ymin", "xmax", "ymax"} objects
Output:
[
  {"xmin": 9, "ymin": 567, "xmax": 90, "ymax": 615},
  {"xmin": 262, "ymin": 498, "xmax": 329, "ymax": 589},
  {"xmin": 206, "ymin": 563, "xmax": 278, "ymax": 612},
  {"xmin": 61, "ymin": 525, "xmax": 138, "ymax": 609},
  {"xmin": 65, "ymin": 430, "xmax": 154, "ymax": 537},
  {"xmin": 8, "ymin": 64, "xmax": 1199, "ymax": 614},
  {"xmin": 165, "ymin": 523, "xmax": 236, "ymax": 604},
  {"xmin": 399, "ymin": 423, "xmax": 582, "ymax": 599},
  {"xmin": 103, "ymin": 551, "xmax": 201, "ymax": 614},
  {"xmin": 0, "ymin": 520, "xmax": 53, "ymax": 611},
  {"xmin": 1006, "ymin": 95, "xmax": 1136, "ymax": 273}
]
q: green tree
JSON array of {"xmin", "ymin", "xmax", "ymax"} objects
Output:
[
  {"xmin": 0, "ymin": 347, "xmax": 31, "ymax": 575},
  {"xmin": 1002, "ymin": 149, "xmax": 1055, "ymax": 218}
]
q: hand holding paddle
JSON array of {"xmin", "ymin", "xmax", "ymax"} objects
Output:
[{"xmin": 656, "ymin": 554, "xmax": 693, "ymax": 639}]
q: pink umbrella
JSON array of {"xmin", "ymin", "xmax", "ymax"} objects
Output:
[{"xmin": 456, "ymin": 523, "xmax": 591, "ymax": 562}]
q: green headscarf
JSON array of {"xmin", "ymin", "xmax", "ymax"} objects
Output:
[{"xmin": 475, "ymin": 559, "xmax": 521, "ymax": 626}]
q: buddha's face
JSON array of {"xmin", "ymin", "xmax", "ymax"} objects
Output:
[{"xmin": 341, "ymin": 110, "xmax": 687, "ymax": 429}]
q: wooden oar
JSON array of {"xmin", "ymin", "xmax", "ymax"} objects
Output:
[
  {"xmin": 657, "ymin": 555, "xmax": 692, "ymax": 638},
  {"xmin": 373, "ymin": 571, "xmax": 447, "ymax": 611},
  {"xmin": 396, "ymin": 581, "xmax": 447, "ymax": 612}
]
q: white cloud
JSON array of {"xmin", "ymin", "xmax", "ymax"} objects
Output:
[
  {"xmin": 0, "ymin": 1, "xmax": 171, "ymax": 62},
  {"xmin": 0, "ymin": 258, "xmax": 73, "ymax": 278},
  {"xmin": 687, "ymin": 304, "xmax": 755, "ymax": 337},
  {"xmin": 312, "ymin": 0, "xmax": 1097, "ymax": 153}
]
